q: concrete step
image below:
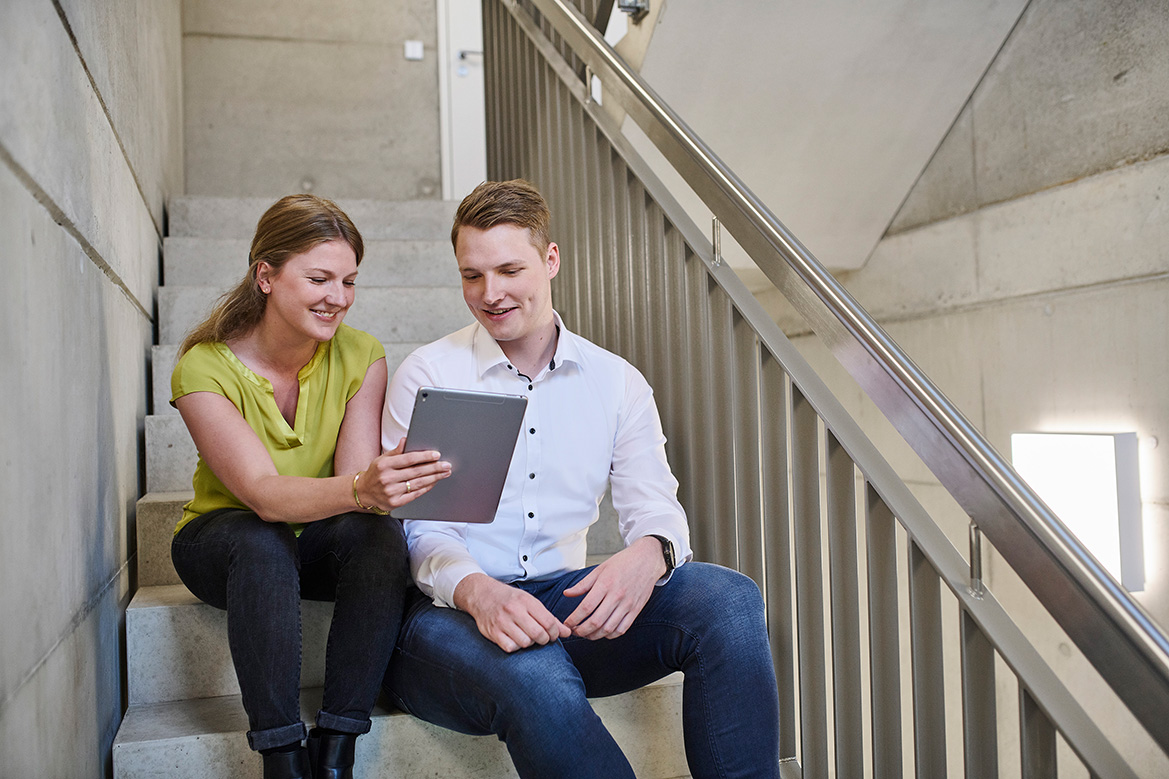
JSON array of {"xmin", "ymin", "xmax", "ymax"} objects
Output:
[
  {"xmin": 151, "ymin": 341, "xmax": 428, "ymax": 416},
  {"xmin": 114, "ymin": 678, "xmax": 688, "ymax": 779},
  {"xmin": 145, "ymin": 414, "xmax": 194, "ymax": 493},
  {"xmin": 168, "ymin": 196, "xmax": 458, "ymax": 240},
  {"xmin": 163, "ymin": 237, "xmax": 459, "ymax": 288},
  {"xmin": 127, "ymin": 585, "xmax": 333, "ymax": 705},
  {"xmin": 158, "ymin": 285, "xmax": 471, "ymax": 346},
  {"xmin": 136, "ymin": 492, "xmax": 191, "ymax": 587}
]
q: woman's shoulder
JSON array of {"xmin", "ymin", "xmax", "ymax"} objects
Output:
[{"xmin": 331, "ymin": 323, "xmax": 386, "ymax": 362}]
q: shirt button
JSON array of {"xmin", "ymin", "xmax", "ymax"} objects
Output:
[
  {"xmin": 507, "ymin": 364, "xmax": 513, "ymax": 370},
  {"xmin": 528, "ymin": 384, "xmax": 534, "ymax": 390},
  {"xmin": 522, "ymin": 555, "xmax": 528, "ymax": 561},
  {"xmin": 528, "ymin": 512, "xmax": 534, "ymax": 518},
  {"xmin": 529, "ymin": 473, "xmax": 536, "ymax": 479},
  {"xmin": 529, "ymin": 427, "xmax": 535, "ymax": 434}
]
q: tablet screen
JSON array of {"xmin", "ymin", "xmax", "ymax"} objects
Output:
[{"xmin": 390, "ymin": 386, "xmax": 528, "ymax": 523}]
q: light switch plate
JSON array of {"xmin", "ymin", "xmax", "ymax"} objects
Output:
[{"xmin": 404, "ymin": 40, "xmax": 424, "ymax": 60}]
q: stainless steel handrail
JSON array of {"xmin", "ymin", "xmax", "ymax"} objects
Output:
[{"xmin": 520, "ymin": 0, "xmax": 1169, "ymax": 752}]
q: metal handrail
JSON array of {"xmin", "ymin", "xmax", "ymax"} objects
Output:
[{"xmin": 518, "ymin": 0, "xmax": 1169, "ymax": 753}]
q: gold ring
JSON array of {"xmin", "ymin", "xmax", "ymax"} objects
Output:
[{"xmin": 405, "ymin": 480, "xmax": 412, "ymax": 493}]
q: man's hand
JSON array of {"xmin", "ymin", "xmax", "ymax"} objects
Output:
[
  {"xmin": 454, "ymin": 573, "xmax": 570, "ymax": 653},
  {"xmin": 562, "ymin": 536, "xmax": 666, "ymax": 640}
]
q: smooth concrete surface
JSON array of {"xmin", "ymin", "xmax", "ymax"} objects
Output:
[
  {"xmin": 127, "ymin": 585, "xmax": 333, "ymax": 705},
  {"xmin": 0, "ymin": 0, "xmax": 181, "ymax": 771},
  {"xmin": 182, "ymin": 0, "xmax": 441, "ymax": 200},
  {"xmin": 159, "ymin": 285, "xmax": 471, "ymax": 346},
  {"xmin": 838, "ymin": 152, "xmax": 1169, "ymax": 325},
  {"xmin": 136, "ymin": 492, "xmax": 191, "ymax": 587},
  {"xmin": 183, "ymin": 0, "xmax": 436, "ymax": 44},
  {"xmin": 114, "ymin": 676, "xmax": 686, "ymax": 779},
  {"xmin": 146, "ymin": 414, "xmax": 196, "ymax": 494},
  {"xmin": 0, "ymin": 0, "xmax": 167, "ymax": 310},
  {"xmin": 623, "ymin": 0, "xmax": 1028, "ymax": 271},
  {"xmin": 168, "ymin": 196, "xmax": 458, "ymax": 240},
  {"xmin": 164, "ymin": 237, "xmax": 458, "ymax": 287},
  {"xmin": 151, "ymin": 344, "xmax": 181, "ymax": 415},
  {"xmin": 892, "ymin": 0, "xmax": 1169, "ymax": 233},
  {"xmin": 57, "ymin": 0, "xmax": 184, "ymax": 226}
]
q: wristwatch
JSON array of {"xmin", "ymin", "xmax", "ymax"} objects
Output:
[{"xmin": 649, "ymin": 534, "xmax": 676, "ymax": 575}]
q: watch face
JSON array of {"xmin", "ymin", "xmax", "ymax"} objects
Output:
[{"xmin": 654, "ymin": 535, "xmax": 675, "ymax": 571}]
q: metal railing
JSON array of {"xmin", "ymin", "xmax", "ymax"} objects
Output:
[{"xmin": 483, "ymin": 0, "xmax": 1169, "ymax": 774}]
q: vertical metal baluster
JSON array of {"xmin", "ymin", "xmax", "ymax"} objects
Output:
[
  {"xmin": 792, "ymin": 387, "xmax": 828, "ymax": 776},
  {"xmin": 663, "ymin": 228, "xmax": 696, "ymax": 529},
  {"xmin": 684, "ymin": 249, "xmax": 716, "ymax": 559},
  {"xmin": 733, "ymin": 312, "xmax": 764, "ymax": 590},
  {"xmin": 1020, "ymin": 687, "xmax": 1057, "ymax": 779},
  {"xmin": 761, "ymin": 351, "xmax": 796, "ymax": 759},
  {"xmin": 642, "ymin": 195, "xmax": 665, "ymax": 398},
  {"xmin": 626, "ymin": 176, "xmax": 649, "ymax": 374},
  {"xmin": 866, "ymin": 485, "xmax": 902, "ymax": 779},
  {"xmin": 826, "ymin": 432, "xmax": 862, "ymax": 778},
  {"xmin": 909, "ymin": 541, "xmax": 947, "ymax": 778},
  {"xmin": 597, "ymin": 139, "xmax": 620, "ymax": 353},
  {"xmin": 583, "ymin": 122, "xmax": 604, "ymax": 342},
  {"xmin": 709, "ymin": 284, "xmax": 737, "ymax": 570},
  {"xmin": 501, "ymin": 10, "xmax": 517, "ymax": 175},
  {"xmin": 556, "ymin": 80, "xmax": 583, "ymax": 330},
  {"xmin": 568, "ymin": 98, "xmax": 593, "ymax": 336},
  {"xmin": 961, "ymin": 609, "xmax": 998, "ymax": 779},
  {"xmin": 483, "ymin": 0, "xmax": 499, "ymax": 178}
]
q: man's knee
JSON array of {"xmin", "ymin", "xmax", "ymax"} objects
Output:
[{"xmin": 669, "ymin": 563, "xmax": 767, "ymax": 642}]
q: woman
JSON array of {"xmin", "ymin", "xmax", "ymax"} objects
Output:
[{"xmin": 170, "ymin": 194, "xmax": 449, "ymax": 779}]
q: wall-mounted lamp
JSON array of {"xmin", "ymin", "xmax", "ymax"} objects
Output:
[{"xmin": 1011, "ymin": 432, "xmax": 1144, "ymax": 591}]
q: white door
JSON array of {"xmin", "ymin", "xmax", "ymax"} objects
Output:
[{"xmin": 438, "ymin": 0, "xmax": 488, "ymax": 201}]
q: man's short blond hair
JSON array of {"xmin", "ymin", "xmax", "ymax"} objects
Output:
[{"xmin": 451, "ymin": 179, "xmax": 551, "ymax": 252}]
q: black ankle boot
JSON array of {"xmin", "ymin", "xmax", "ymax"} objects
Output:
[
  {"xmin": 262, "ymin": 746, "xmax": 311, "ymax": 779},
  {"xmin": 307, "ymin": 728, "xmax": 357, "ymax": 779}
]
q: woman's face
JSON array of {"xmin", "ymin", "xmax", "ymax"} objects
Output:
[{"xmin": 257, "ymin": 239, "xmax": 358, "ymax": 344}]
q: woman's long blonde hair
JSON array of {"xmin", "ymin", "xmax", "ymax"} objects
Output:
[{"xmin": 179, "ymin": 194, "xmax": 364, "ymax": 356}]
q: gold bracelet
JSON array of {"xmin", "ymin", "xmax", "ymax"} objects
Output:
[{"xmin": 352, "ymin": 471, "xmax": 389, "ymax": 515}]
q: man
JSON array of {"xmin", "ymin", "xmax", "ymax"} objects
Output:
[{"xmin": 381, "ymin": 180, "xmax": 780, "ymax": 778}]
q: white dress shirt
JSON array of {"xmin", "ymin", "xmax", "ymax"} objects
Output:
[{"xmin": 382, "ymin": 312, "xmax": 693, "ymax": 608}]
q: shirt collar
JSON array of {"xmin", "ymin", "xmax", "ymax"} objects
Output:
[{"xmin": 471, "ymin": 310, "xmax": 583, "ymax": 380}]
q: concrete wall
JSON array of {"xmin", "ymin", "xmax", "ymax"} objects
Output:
[
  {"xmin": 183, "ymin": 0, "xmax": 443, "ymax": 200},
  {"xmin": 0, "ymin": 1, "xmax": 183, "ymax": 776}
]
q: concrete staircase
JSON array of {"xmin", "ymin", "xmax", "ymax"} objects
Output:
[{"xmin": 112, "ymin": 196, "xmax": 688, "ymax": 778}]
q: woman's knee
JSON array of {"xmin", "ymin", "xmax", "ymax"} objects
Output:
[{"xmin": 230, "ymin": 516, "xmax": 300, "ymax": 567}]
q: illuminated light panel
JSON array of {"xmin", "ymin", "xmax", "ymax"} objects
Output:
[{"xmin": 1011, "ymin": 432, "xmax": 1144, "ymax": 591}]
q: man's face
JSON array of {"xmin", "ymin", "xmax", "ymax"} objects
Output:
[{"xmin": 455, "ymin": 223, "xmax": 559, "ymax": 349}]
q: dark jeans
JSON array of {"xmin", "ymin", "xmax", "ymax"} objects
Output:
[
  {"xmin": 383, "ymin": 562, "xmax": 781, "ymax": 779},
  {"xmin": 172, "ymin": 508, "xmax": 408, "ymax": 751}
]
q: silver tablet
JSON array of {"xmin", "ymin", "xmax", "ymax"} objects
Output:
[{"xmin": 390, "ymin": 386, "xmax": 528, "ymax": 523}]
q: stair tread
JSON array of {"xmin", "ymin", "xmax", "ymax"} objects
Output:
[
  {"xmin": 169, "ymin": 196, "xmax": 459, "ymax": 240},
  {"xmin": 118, "ymin": 673, "xmax": 683, "ymax": 745},
  {"xmin": 114, "ymin": 679, "xmax": 688, "ymax": 779}
]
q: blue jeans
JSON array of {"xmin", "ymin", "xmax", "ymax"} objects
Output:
[
  {"xmin": 172, "ymin": 508, "xmax": 409, "ymax": 751},
  {"xmin": 382, "ymin": 562, "xmax": 781, "ymax": 778}
]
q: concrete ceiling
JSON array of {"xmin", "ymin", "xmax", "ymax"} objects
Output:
[{"xmin": 615, "ymin": 0, "xmax": 1029, "ymax": 275}]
